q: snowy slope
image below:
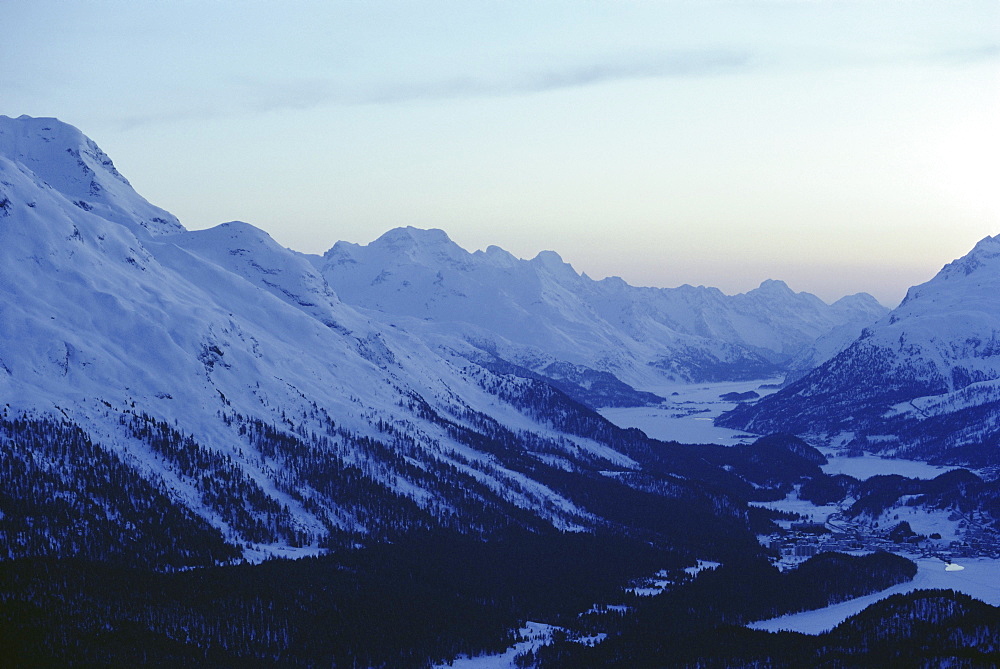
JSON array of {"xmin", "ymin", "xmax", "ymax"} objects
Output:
[
  {"xmin": 720, "ymin": 235, "xmax": 1000, "ymax": 466},
  {"xmin": 0, "ymin": 117, "xmax": 599, "ymax": 551},
  {"xmin": 0, "ymin": 115, "xmax": 760, "ymax": 564},
  {"xmin": 316, "ymin": 227, "xmax": 887, "ymax": 392}
]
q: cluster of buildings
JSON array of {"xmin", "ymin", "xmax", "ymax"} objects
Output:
[{"xmin": 760, "ymin": 515, "xmax": 1000, "ymax": 566}]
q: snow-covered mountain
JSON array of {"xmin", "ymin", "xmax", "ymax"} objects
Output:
[
  {"xmin": 720, "ymin": 235, "xmax": 1000, "ymax": 467},
  {"xmin": 2, "ymin": 115, "xmax": 782, "ymax": 565},
  {"xmin": 316, "ymin": 227, "xmax": 887, "ymax": 398}
]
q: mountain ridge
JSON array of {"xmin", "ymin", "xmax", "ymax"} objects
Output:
[
  {"xmin": 1, "ymin": 115, "xmax": 789, "ymax": 565},
  {"xmin": 720, "ymin": 234, "xmax": 1000, "ymax": 467},
  {"xmin": 317, "ymin": 226, "xmax": 887, "ymax": 391}
]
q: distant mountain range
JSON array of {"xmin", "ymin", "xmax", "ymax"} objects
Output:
[
  {"xmin": 1, "ymin": 114, "xmax": 874, "ymax": 564},
  {"xmin": 317, "ymin": 226, "xmax": 886, "ymax": 399},
  {"xmin": 720, "ymin": 234, "xmax": 1000, "ymax": 468}
]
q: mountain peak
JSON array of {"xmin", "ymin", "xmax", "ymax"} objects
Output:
[
  {"xmin": 899, "ymin": 235, "xmax": 1000, "ymax": 308},
  {"xmin": 0, "ymin": 114, "xmax": 128, "ymax": 186},
  {"xmin": 530, "ymin": 249, "xmax": 578, "ymax": 277},
  {"xmin": 831, "ymin": 292, "xmax": 888, "ymax": 317},
  {"xmin": 475, "ymin": 244, "xmax": 519, "ymax": 267},
  {"xmin": 755, "ymin": 279, "xmax": 793, "ymax": 293},
  {"xmin": 0, "ymin": 114, "xmax": 182, "ymax": 237},
  {"xmin": 532, "ymin": 249, "xmax": 563, "ymax": 263},
  {"xmin": 937, "ymin": 234, "xmax": 1000, "ymax": 280},
  {"xmin": 722, "ymin": 233, "xmax": 1000, "ymax": 465},
  {"xmin": 374, "ymin": 226, "xmax": 454, "ymax": 248}
]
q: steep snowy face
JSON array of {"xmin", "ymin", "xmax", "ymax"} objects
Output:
[
  {"xmin": 0, "ymin": 119, "xmax": 611, "ymax": 553},
  {"xmin": 720, "ymin": 235, "xmax": 1000, "ymax": 466},
  {"xmin": 0, "ymin": 115, "xmax": 182, "ymax": 237},
  {"xmin": 783, "ymin": 292, "xmax": 893, "ymax": 383},
  {"xmin": 319, "ymin": 229, "xmax": 888, "ymax": 388}
]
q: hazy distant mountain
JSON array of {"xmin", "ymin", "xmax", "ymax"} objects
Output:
[
  {"xmin": 316, "ymin": 227, "xmax": 887, "ymax": 395},
  {"xmin": 720, "ymin": 235, "xmax": 1000, "ymax": 466}
]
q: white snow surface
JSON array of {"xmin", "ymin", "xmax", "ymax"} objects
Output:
[
  {"xmin": 748, "ymin": 556, "xmax": 1000, "ymax": 634},
  {"xmin": 435, "ymin": 621, "xmax": 557, "ymax": 669},
  {"xmin": 0, "ymin": 114, "xmax": 896, "ymax": 558},
  {"xmin": 731, "ymin": 234, "xmax": 1000, "ymax": 461}
]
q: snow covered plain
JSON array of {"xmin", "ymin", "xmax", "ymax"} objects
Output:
[
  {"xmin": 598, "ymin": 379, "xmax": 781, "ymax": 445},
  {"xmin": 748, "ymin": 556, "xmax": 1000, "ymax": 634}
]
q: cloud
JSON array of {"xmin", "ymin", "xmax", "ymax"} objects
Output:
[
  {"xmin": 929, "ymin": 43, "xmax": 1000, "ymax": 65},
  {"xmin": 110, "ymin": 49, "xmax": 753, "ymax": 127},
  {"xmin": 356, "ymin": 49, "xmax": 753, "ymax": 104}
]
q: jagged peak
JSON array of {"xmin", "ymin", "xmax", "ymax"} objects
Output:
[
  {"xmin": 473, "ymin": 244, "xmax": 519, "ymax": 267},
  {"xmin": 899, "ymin": 235, "xmax": 1000, "ymax": 308},
  {"xmin": 674, "ymin": 283, "xmax": 727, "ymax": 298},
  {"xmin": 757, "ymin": 278, "xmax": 793, "ymax": 292}
]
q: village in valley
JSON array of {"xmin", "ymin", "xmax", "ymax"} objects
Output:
[{"xmin": 757, "ymin": 486, "xmax": 1000, "ymax": 568}]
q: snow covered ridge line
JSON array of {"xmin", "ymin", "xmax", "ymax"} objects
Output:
[
  {"xmin": 0, "ymin": 114, "xmax": 183, "ymax": 237},
  {"xmin": 317, "ymin": 225, "xmax": 888, "ymax": 389},
  {"xmin": 0, "ymin": 114, "xmax": 636, "ymax": 557}
]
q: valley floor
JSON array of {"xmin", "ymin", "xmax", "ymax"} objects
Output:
[
  {"xmin": 598, "ymin": 378, "xmax": 780, "ymax": 446},
  {"xmin": 600, "ymin": 378, "xmax": 973, "ymax": 475},
  {"xmin": 585, "ymin": 379, "xmax": 1000, "ymax": 661}
]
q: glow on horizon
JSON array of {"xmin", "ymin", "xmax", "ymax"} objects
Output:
[{"xmin": 3, "ymin": 1, "xmax": 998, "ymax": 307}]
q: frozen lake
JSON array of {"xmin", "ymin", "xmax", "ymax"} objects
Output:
[
  {"xmin": 598, "ymin": 379, "xmax": 781, "ymax": 446},
  {"xmin": 599, "ymin": 379, "xmax": 972, "ymax": 480},
  {"xmin": 818, "ymin": 450, "xmax": 961, "ymax": 480},
  {"xmin": 748, "ymin": 556, "xmax": 1000, "ymax": 635}
]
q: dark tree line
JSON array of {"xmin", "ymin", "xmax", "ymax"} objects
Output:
[
  {"xmin": 0, "ymin": 530, "xmax": 685, "ymax": 668},
  {"xmin": 799, "ymin": 468, "xmax": 1000, "ymax": 535}
]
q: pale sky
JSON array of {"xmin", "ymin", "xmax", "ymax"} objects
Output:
[{"xmin": 4, "ymin": 1, "xmax": 999, "ymax": 306}]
